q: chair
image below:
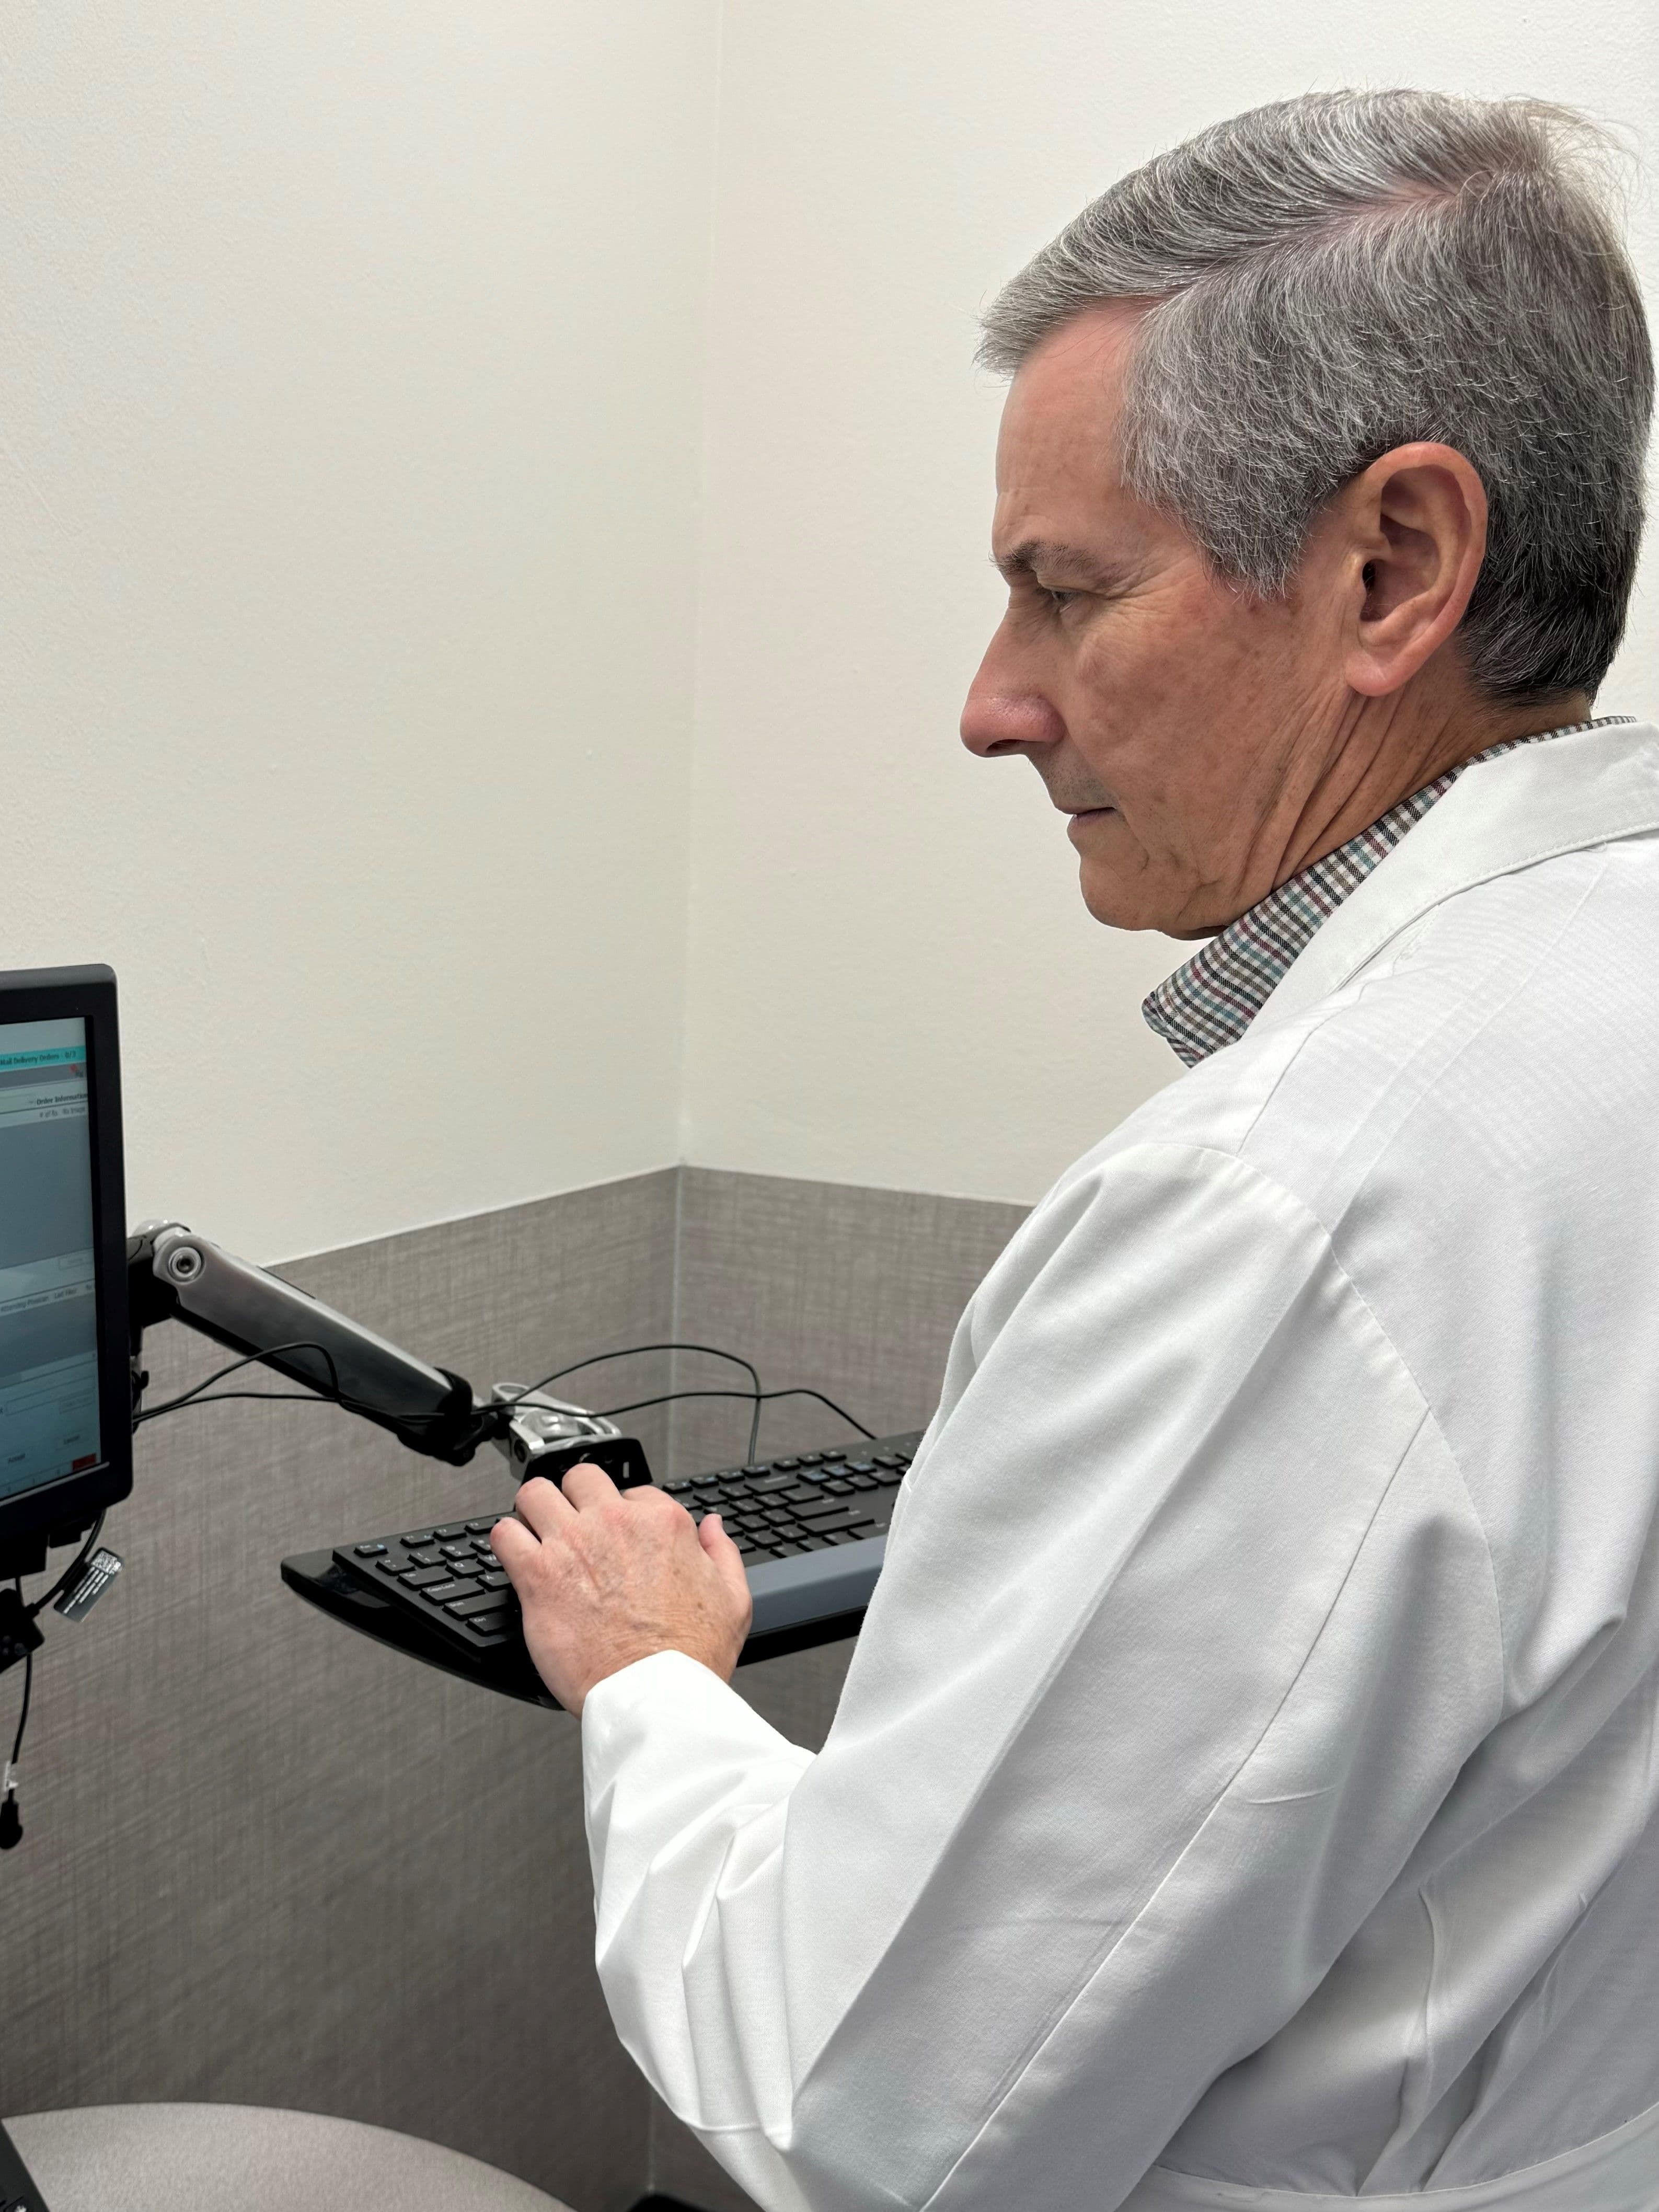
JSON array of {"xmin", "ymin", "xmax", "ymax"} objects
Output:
[{"xmin": 4, "ymin": 2102, "xmax": 572, "ymax": 2211}]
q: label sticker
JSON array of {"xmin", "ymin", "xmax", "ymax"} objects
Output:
[{"xmin": 55, "ymin": 1547, "xmax": 123, "ymax": 1624}]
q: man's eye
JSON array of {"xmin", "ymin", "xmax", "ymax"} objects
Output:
[{"xmin": 1041, "ymin": 587, "xmax": 1081, "ymax": 614}]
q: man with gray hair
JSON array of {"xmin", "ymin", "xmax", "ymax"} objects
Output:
[{"xmin": 497, "ymin": 91, "xmax": 1659, "ymax": 2210}]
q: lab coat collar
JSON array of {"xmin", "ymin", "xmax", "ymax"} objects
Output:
[{"xmin": 1255, "ymin": 718, "xmax": 1659, "ymax": 1033}]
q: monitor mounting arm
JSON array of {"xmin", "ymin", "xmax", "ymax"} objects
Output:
[{"xmin": 125, "ymin": 1221, "xmax": 642, "ymax": 1484}]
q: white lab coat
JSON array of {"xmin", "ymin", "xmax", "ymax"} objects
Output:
[{"xmin": 582, "ymin": 719, "xmax": 1659, "ymax": 2211}]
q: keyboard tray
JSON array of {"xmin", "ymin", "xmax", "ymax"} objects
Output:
[{"xmin": 281, "ymin": 1431, "xmax": 921, "ymax": 1709}]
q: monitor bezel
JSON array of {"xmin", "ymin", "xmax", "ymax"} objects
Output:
[{"xmin": 0, "ymin": 963, "xmax": 132, "ymax": 1547}]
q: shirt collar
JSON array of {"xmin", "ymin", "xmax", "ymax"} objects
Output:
[{"xmin": 1142, "ymin": 717, "xmax": 1636, "ymax": 1068}]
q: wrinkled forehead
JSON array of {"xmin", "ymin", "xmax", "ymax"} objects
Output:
[{"xmin": 992, "ymin": 302, "xmax": 1154, "ymax": 557}]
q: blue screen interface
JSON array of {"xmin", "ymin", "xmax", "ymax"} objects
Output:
[{"xmin": 0, "ymin": 1018, "xmax": 101, "ymax": 1504}]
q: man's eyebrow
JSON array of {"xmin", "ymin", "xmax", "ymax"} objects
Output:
[{"xmin": 993, "ymin": 539, "xmax": 1117, "ymax": 586}]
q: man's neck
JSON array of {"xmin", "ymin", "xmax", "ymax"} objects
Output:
[{"xmin": 1282, "ymin": 684, "xmax": 1594, "ymax": 886}]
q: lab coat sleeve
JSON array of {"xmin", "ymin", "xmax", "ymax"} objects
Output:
[{"xmin": 581, "ymin": 1141, "xmax": 1506, "ymax": 2212}]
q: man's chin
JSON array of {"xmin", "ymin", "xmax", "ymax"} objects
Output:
[
  {"xmin": 1078, "ymin": 860, "xmax": 1231, "ymax": 939},
  {"xmin": 1077, "ymin": 862, "xmax": 1169, "ymax": 935}
]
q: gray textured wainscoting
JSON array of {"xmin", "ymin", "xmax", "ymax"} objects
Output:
[
  {"xmin": 0, "ymin": 1165, "xmax": 1027, "ymax": 2212},
  {"xmin": 0, "ymin": 1172, "xmax": 679, "ymax": 2212}
]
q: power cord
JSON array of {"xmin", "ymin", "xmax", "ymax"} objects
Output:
[
  {"xmin": 1, "ymin": 1581, "xmax": 31, "ymax": 1851},
  {"xmin": 132, "ymin": 1338, "xmax": 842, "ymax": 1466},
  {"xmin": 132, "ymin": 1340, "xmax": 343, "ymax": 1427},
  {"xmin": 26, "ymin": 1512, "xmax": 108, "ymax": 1622},
  {"xmin": 1, "ymin": 1514, "xmax": 107, "ymax": 1854},
  {"xmin": 591, "ymin": 1385, "xmax": 876, "ymax": 1444},
  {"xmin": 492, "ymin": 1344, "xmax": 767, "ymax": 1460}
]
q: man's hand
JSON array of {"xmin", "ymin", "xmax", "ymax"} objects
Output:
[{"xmin": 491, "ymin": 1465, "xmax": 753, "ymax": 1715}]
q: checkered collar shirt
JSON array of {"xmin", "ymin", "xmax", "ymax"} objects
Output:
[{"xmin": 1142, "ymin": 717, "xmax": 1635, "ymax": 1068}]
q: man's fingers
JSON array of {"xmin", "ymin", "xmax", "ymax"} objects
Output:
[
  {"xmin": 698, "ymin": 1513, "xmax": 755, "ymax": 1625},
  {"xmin": 490, "ymin": 1513, "xmax": 540, "ymax": 1570},
  {"xmin": 511, "ymin": 1473, "xmax": 577, "ymax": 1538},
  {"xmin": 560, "ymin": 1460, "xmax": 622, "ymax": 1511}
]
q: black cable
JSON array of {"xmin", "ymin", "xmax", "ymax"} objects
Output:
[
  {"xmin": 131, "ymin": 1336, "xmax": 869, "ymax": 1464},
  {"xmin": 146, "ymin": 1378, "xmax": 878, "ymax": 1453},
  {"xmin": 132, "ymin": 1340, "xmax": 344, "ymax": 1427},
  {"xmin": 590, "ymin": 1385, "xmax": 876, "ymax": 1444},
  {"xmin": 493, "ymin": 1343, "xmax": 767, "ymax": 1460},
  {"xmin": 133, "ymin": 1389, "xmax": 341, "ymax": 1423},
  {"xmin": 28, "ymin": 1511, "xmax": 106, "ymax": 1621},
  {"xmin": 10, "ymin": 1633, "xmax": 30, "ymax": 1769},
  {"xmin": 1, "ymin": 1580, "xmax": 28, "ymax": 1850},
  {"xmin": 133, "ymin": 1338, "xmax": 773, "ymax": 1459}
]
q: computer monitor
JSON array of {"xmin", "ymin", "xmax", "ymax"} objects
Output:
[{"xmin": 0, "ymin": 965, "xmax": 131, "ymax": 1565}]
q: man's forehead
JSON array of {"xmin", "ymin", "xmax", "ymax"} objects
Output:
[{"xmin": 992, "ymin": 302, "xmax": 1143, "ymax": 557}]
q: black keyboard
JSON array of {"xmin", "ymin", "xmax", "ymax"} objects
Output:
[{"xmin": 332, "ymin": 1433, "xmax": 921, "ymax": 1661}]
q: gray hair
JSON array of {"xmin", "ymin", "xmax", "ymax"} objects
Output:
[{"xmin": 979, "ymin": 90, "xmax": 1653, "ymax": 701}]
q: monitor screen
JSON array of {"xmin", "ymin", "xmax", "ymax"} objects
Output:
[{"xmin": 0, "ymin": 1016, "xmax": 102, "ymax": 1507}]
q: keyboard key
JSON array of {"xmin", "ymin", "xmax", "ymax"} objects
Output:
[
  {"xmin": 463, "ymin": 1609, "xmax": 514, "ymax": 1639},
  {"xmin": 446, "ymin": 1590, "xmax": 514, "ymax": 1618},
  {"xmin": 742, "ymin": 1465, "xmax": 768, "ymax": 1478},
  {"xmin": 466, "ymin": 1518, "xmax": 497, "ymax": 1535},
  {"xmin": 376, "ymin": 1557, "xmax": 413, "ymax": 1576},
  {"xmin": 408, "ymin": 1548, "xmax": 442, "ymax": 1568},
  {"xmin": 748, "ymin": 1472, "xmax": 795, "ymax": 1493},
  {"xmin": 848, "ymin": 1473, "xmax": 880, "ymax": 1489},
  {"xmin": 772, "ymin": 1458, "xmax": 800, "ymax": 1471},
  {"xmin": 663, "ymin": 1477, "xmax": 695, "ymax": 1495},
  {"xmin": 435, "ymin": 1524, "xmax": 467, "ymax": 1540},
  {"xmin": 797, "ymin": 1505, "xmax": 874, "ymax": 1535},
  {"xmin": 423, "ymin": 1577, "xmax": 480, "ymax": 1604},
  {"xmin": 847, "ymin": 1461, "xmax": 877, "ymax": 1476},
  {"xmin": 822, "ymin": 1478, "xmax": 855, "ymax": 1495},
  {"xmin": 400, "ymin": 1530, "xmax": 435, "ymax": 1547},
  {"xmin": 872, "ymin": 1454, "xmax": 903, "ymax": 1470},
  {"xmin": 772, "ymin": 1541, "xmax": 807, "ymax": 1556},
  {"xmin": 404, "ymin": 1566, "xmax": 454, "ymax": 1590},
  {"xmin": 798, "ymin": 1452, "xmax": 824, "ymax": 1464},
  {"xmin": 480, "ymin": 1569, "xmax": 510, "ymax": 1591},
  {"xmin": 441, "ymin": 1542, "xmax": 473, "ymax": 1561},
  {"xmin": 354, "ymin": 1541, "xmax": 388, "ymax": 1557}
]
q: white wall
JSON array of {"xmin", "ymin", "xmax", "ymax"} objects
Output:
[
  {"xmin": 681, "ymin": 0, "xmax": 1659, "ymax": 1206},
  {"xmin": 5, "ymin": 1, "xmax": 720, "ymax": 1259},
  {"xmin": 10, "ymin": 3, "xmax": 1657, "ymax": 1256}
]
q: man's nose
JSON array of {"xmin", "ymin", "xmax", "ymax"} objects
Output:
[
  {"xmin": 960, "ymin": 630, "xmax": 1065, "ymax": 757},
  {"xmin": 959, "ymin": 679, "xmax": 1066, "ymax": 758}
]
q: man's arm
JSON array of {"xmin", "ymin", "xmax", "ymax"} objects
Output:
[{"xmin": 505, "ymin": 1142, "xmax": 1505, "ymax": 2212}]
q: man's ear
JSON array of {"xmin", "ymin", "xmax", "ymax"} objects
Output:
[{"xmin": 1338, "ymin": 443, "xmax": 1489, "ymax": 698}]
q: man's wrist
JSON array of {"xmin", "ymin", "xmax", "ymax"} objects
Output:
[{"xmin": 546, "ymin": 1630, "xmax": 740, "ymax": 1718}]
